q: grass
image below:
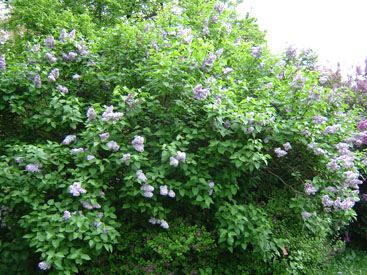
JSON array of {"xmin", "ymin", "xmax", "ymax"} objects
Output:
[{"xmin": 322, "ymin": 247, "xmax": 367, "ymax": 275}]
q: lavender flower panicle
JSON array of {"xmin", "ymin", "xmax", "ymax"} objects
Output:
[
  {"xmin": 63, "ymin": 135, "xmax": 76, "ymax": 145},
  {"xmin": 45, "ymin": 36, "xmax": 56, "ymax": 48},
  {"xmin": 136, "ymin": 170, "xmax": 147, "ymax": 182},
  {"xmin": 38, "ymin": 261, "xmax": 51, "ymax": 270},
  {"xmin": 57, "ymin": 85, "xmax": 68, "ymax": 93},
  {"xmin": 99, "ymin": 132, "xmax": 110, "ymax": 141},
  {"xmin": 132, "ymin": 136, "xmax": 144, "ymax": 152},
  {"xmin": 121, "ymin": 153, "xmax": 131, "ymax": 166},
  {"xmin": 69, "ymin": 182, "xmax": 87, "ymax": 197},
  {"xmin": 25, "ymin": 163, "xmax": 42, "ymax": 173},
  {"xmin": 106, "ymin": 140, "xmax": 119, "ymax": 152},
  {"xmin": 34, "ymin": 75, "xmax": 42, "ymax": 88},
  {"xmin": 86, "ymin": 106, "xmax": 97, "ymax": 121},
  {"xmin": 0, "ymin": 54, "xmax": 5, "ymax": 72},
  {"xmin": 71, "ymin": 148, "xmax": 84, "ymax": 154}
]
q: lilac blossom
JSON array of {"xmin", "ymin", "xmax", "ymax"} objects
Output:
[
  {"xmin": 106, "ymin": 141, "xmax": 119, "ymax": 152},
  {"xmin": 202, "ymin": 52, "xmax": 217, "ymax": 67},
  {"xmin": 101, "ymin": 105, "xmax": 124, "ymax": 121},
  {"xmin": 72, "ymin": 74, "xmax": 81, "ymax": 80},
  {"xmin": 312, "ymin": 115, "xmax": 327, "ymax": 124},
  {"xmin": 291, "ymin": 72, "xmax": 306, "ymax": 90},
  {"xmin": 176, "ymin": 151, "xmax": 186, "ymax": 162},
  {"xmin": 87, "ymin": 155, "xmax": 95, "ymax": 161},
  {"xmin": 283, "ymin": 142, "xmax": 292, "ymax": 151},
  {"xmin": 149, "ymin": 218, "xmax": 169, "ymax": 229},
  {"xmin": 335, "ymin": 143, "xmax": 350, "ymax": 155},
  {"xmin": 168, "ymin": 190, "xmax": 175, "ymax": 198},
  {"xmin": 245, "ymin": 126, "xmax": 254, "ymax": 134},
  {"xmin": 86, "ymin": 106, "xmax": 97, "ymax": 121},
  {"xmin": 251, "ymin": 45, "xmax": 264, "ymax": 58},
  {"xmin": 170, "ymin": 156, "xmax": 179, "ymax": 167},
  {"xmin": 211, "ymin": 14, "xmax": 219, "ymax": 24},
  {"xmin": 38, "ymin": 261, "xmax": 51, "ymax": 270},
  {"xmin": 48, "ymin": 68, "xmax": 59, "ymax": 82},
  {"xmin": 214, "ymin": 2, "xmax": 225, "ymax": 14},
  {"xmin": 0, "ymin": 54, "xmax": 5, "ymax": 72},
  {"xmin": 323, "ymin": 124, "xmax": 340, "ymax": 135},
  {"xmin": 71, "ymin": 148, "xmax": 84, "ymax": 154},
  {"xmin": 192, "ymin": 84, "xmax": 210, "ymax": 100},
  {"xmin": 286, "ymin": 45, "xmax": 297, "ymax": 60},
  {"xmin": 337, "ymin": 155, "xmax": 354, "ymax": 169},
  {"xmin": 121, "ymin": 154, "xmax": 131, "ymax": 166},
  {"xmin": 222, "ymin": 67, "xmax": 233, "ymax": 75},
  {"xmin": 216, "ymin": 48, "xmax": 224, "ymax": 57},
  {"xmin": 182, "ymin": 34, "xmax": 194, "ymax": 44},
  {"xmin": 307, "ymin": 142, "xmax": 317, "ymax": 150},
  {"xmin": 45, "ymin": 53, "xmax": 57, "ymax": 63},
  {"xmin": 136, "ymin": 170, "xmax": 147, "ymax": 182},
  {"xmin": 358, "ymin": 120, "xmax": 367, "ymax": 131},
  {"xmin": 340, "ymin": 197, "xmax": 355, "ymax": 211},
  {"xmin": 319, "ymin": 75, "xmax": 328, "ymax": 84},
  {"xmin": 62, "ymin": 52, "xmax": 77, "ymax": 62},
  {"xmin": 325, "ymin": 186, "xmax": 339, "ymax": 193},
  {"xmin": 34, "ymin": 75, "xmax": 41, "ymax": 88},
  {"xmin": 63, "ymin": 135, "xmax": 76, "ymax": 145},
  {"xmin": 160, "ymin": 185, "xmax": 168, "ymax": 196},
  {"xmin": 45, "ymin": 36, "xmax": 56, "ymax": 48},
  {"xmin": 143, "ymin": 191, "xmax": 154, "ymax": 198},
  {"xmin": 69, "ymin": 182, "xmax": 87, "ymax": 197},
  {"xmin": 322, "ymin": 195, "xmax": 334, "ymax": 207},
  {"xmin": 344, "ymin": 171, "xmax": 362, "ymax": 189},
  {"xmin": 25, "ymin": 163, "xmax": 42, "ymax": 173},
  {"xmin": 98, "ymin": 212, "xmax": 104, "ymax": 218},
  {"xmin": 160, "ymin": 220, "xmax": 169, "ymax": 229},
  {"xmin": 141, "ymin": 184, "xmax": 154, "ymax": 192},
  {"xmin": 14, "ymin": 157, "xmax": 24, "ymax": 163},
  {"xmin": 225, "ymin": 23, "xmax": 232, "ymax": 35},
  {"xmin": 206, "ymin": 75, "xmax": 215, "ymax": 83},
  {"xmin": 326, "ymin": 160, "xmax": 340, "ymax": 172},
  {"xmin": 81, "ymin": 201, "xmax": 93, "ymax": 210},
  {"xmin": 274, "ymin": 147, "xmax": 287, "ymax": 157},
  {"xmin": 57, "ymin": 85, "xmax": 68, "ymax": 93},
  {"xmin": 202, "ymin": 26, "xmax": 210, "ymax": 36},
  {"xmin": 63, "ymin": 210, "xmax": 71, "ymax": 220},
  {"xmin": 99, "ymin": 132, "xmax": 110, "ymax": 141},
  {"xmin": 233, "ymin": 38, "xmax": 241, "ymax": 47},
  {"xmin": 304, "ymin": 183, "xmax": 317, "ymax": 195},
  {"xmin": 313, "ymin": 148, "xmax": 325, "ymax": 155},
  {"xmin": 301, "ymin": 211, "xmax": 312, "ymax": 219},
  {"xmin": 302, "ymin": 130, "xmax": 311, "ymax": 137},
  {"xmin": 132, "ymin": 135, "xmax": 144, "ymax": 152}
]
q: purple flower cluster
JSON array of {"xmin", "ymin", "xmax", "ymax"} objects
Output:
[
  {"xmin": 159, "ymin": 185, "xmax": 175, "ymax": 197},
  {"xmin": 192, "ymin": 84, "xmax": 210, "ymax": 100},
  {"xmin": 120, "ymin": 153, "xmax": 131, "ymax": 166},
  {"xmin": 63, "ymin": 135, "xmax": 76, "ymax": 145},
  {"xmin": 214, "ymin": 2, "xmax": 225, "ymax": 14},
  {"xmin": 44, "ymin": 35, "xmax": 56, "ymax": 48},
  {"xmin": 285, "ymin": 45, "xmax": 297, "ymax": 60},
  {"xmin": 301, "ymin": 211, "xmax": 312, "ymax": 219},
  {"xmin": 99, "ymin": 132, "xmax": 110, "ymax": 141},
  {"xmin": 34, "ymin": 75, "xmax": 42, "ymax": 88},
  {"xmin": 57, "ymin": 85, "xmax": 68, "ymax": 93},
  {"xmin": 45, "ymin": 53, "xmax": 57, "ymax": 63},
  {"xmin": 274, "ymin": 147, "xmax": 287, "ymax": 157},
  {"xmin": 323, "ymin": 124, "xmax": 340, "ymax": 135},
  {"xmin": 81, "ymin": 201, "xmax": 101, "ymax": 210},
  {"xmin": 60, "ymin": 29, "xmax": 75, "ymax": 43},
  {"xmin": 38, "ymin": 261, "xmax": 51, "ymax": 270},
  {"xmin": 149, "ymin": 218, "xmax": 169, "ymax": 229},
  {"xmin": 72, "ymin": 74, "xmax": 81, "ymax": 80},
  {"xmin": 48, "ymin": 68, "xmax": 59, "ymax": 82},
  {"xmin": 344, "ymin": 171, "xmax": 362, "ymax": 189},
  {"xmin": 312, "ymin": 115, "xmax": 327, "ymax": 124},
  {"xmin": 86, "ymin": 106, "xmax": 97, "ymax": 121},
  {"xmin": 132, "ymin": 135, "xmax": 144, "ymax": 152},
  {"xmin": 71, "ymin": 148, "xmax": 84, "ymax": 154},
  {"xmin": 63, "ymin": 210, "xmax": 71, "ymax": 220},
  {"xmin": 208, "ymin": 181, "xmax": 215, "ymax": 196},
  {"xmin": 102, "ymin": 105, "xmax": 124, "ymax": 121},
  {"xmin": 251, "ymin": 45, "xmax": 264, "ymax": 58},
  {"xmin": 0, "ymin": 54, "xmax": 5, "ymax": 72},
  {"xmin": 304, "ymin": 183, "xmax": 317, "ymax": 195},
  {"xmin": 69, "ymin": 182, "xmax": 87, "ymax": 196},
  {"xmin": 222, "ymin": 67, "xmax": 233, "ymax": 76},
  {"xmin": 141, "ymin": 184, "xmax": 154, "ymax": 198},
  {"xmin": 136, "ymin": 170, "xmax": 147, "ymax": 182},
  {"xmin": 106, "ymin": 141, "xmax": 119, "ymax": 152},
  {"xmin": 169, "ymin": 151, "xmax": 186, "ymax": 167},
  {"xmin": 283, "ymin": 142, "xmax": 292, "ymax": 151},
  {"xmin": 25, "ymin": 163, "xmax": 42, "ymax": 173},
  {"xmin": 202, "ymin": 52, "xmax": 217, "ymax": 67},
  {"xmin": 291, "ymin": 72, "xmax": 306, "ymax": 90},
  {"xmin": 358, "ymin": 120, "xmax": 367, "ymax": 131},
  {"xmin": 62, "ymin": 52, "xmax": 77, "ymax": 62}
]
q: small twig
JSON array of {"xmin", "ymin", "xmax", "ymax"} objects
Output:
[{"xmin": 265, "ymin": 169, "xmax": 305, "ymax": 196}]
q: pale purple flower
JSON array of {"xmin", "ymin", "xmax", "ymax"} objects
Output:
[
  {"xmin": 62, "ymin": 52, "xmax": 77, "ymax": 62},
  {"xmin": 216, "ymin": 48, "xmax": 224, "ymax": 57},
  {"xmin": 63, "ymin": 210, "xmax": 71, "ymax": 220},
  {"xmin": 0, "ymin": 54, "xmax": 5, "ymax": 72},
  {"xmin": 301, "ymin": 211, "xmax": 312, "ymax": 219},
  {"xmin": 312, "ymin": 114, "xmax": 327, "ymax": 124},
  {"xmin": 222, "ymin": 67, "xmax": 233, "ymax": 75},
  {"xmin": 71, "ymin": 148, "xmax": 84, "ymax": 154},
  {"xmin": 56, "ymin": 85, "xmax": 68, "ymax": 93},
  {"xmin": 69, "ymin": 182, "xmax": 87, "ymax": 197},
  {"xmin": 48, "ymin": 68, "xmax": 59, "ymax": 82},
  {"xmin": 87, "ymin": 155, "xmax": 95, "ymax": 161},
  {"xmin": 292, "ymin": 72, "xmax": 306, "ymax": 90},
  {"xmin": 323, "ymin": 124, "xmax": 340, "ymax": 135},
  {"xmin": 340, "ymin": 197, "xmax": 355, "ymax": 211},
  {"xmin": 45, "ymin": 53, "xmax": 57, "ymax": 63},
  {"xmin": 251, "ymin": 45, "xmax": 264, "ymax": 58},
  {"xmin": 99, "ymin": 132, "xmax": 110, "ymax": 141},
  {"xmin": 88, "ymin": 60, "xmax": 96, "ymax": 66},
  {"xmin": 182, "ymin": 34, "xmax": 194, "ymax": 44},
  {"xmin": 14, "ymin": 157, "xmax": 24, "ymax": 163},
  {"xmin": 34, "ymin": 75, "xmax": 41, "ymax": 88},
  {"xmin": 98, "ymin": 212, "xmax": 104, "ymax": 218},
  {"xmin": 325, "ymin": 186, "xmax": 339, "ymax": 193},
  {"xmin": 160, "ymin": 220, "xmax": 169, "ymax": 229},
  {"xmin": 304, "ymin": 183, "xmax": 317, "ymax": 195},
  {"xmin": 60, "ymin": 29, "xmax": 68, "ymax": 42},
  {"xmin": 25, "ymin": 163, "xmax": 42, "ymax": 173},
  {"xmin": 233, "ymin": 38, "xmax": 241, "ymax": 47},
  {"xmin": 132, "ymin": 135, "xmax": 144, "ymax": 152},
  {"xmin": 358, "ymin": 120, "xmax": 367, "ymax": 131},
  {"xmin": 86, "ymin": 106, "xmax": 97, "ymax": 121},
  {"xmin": 307, "ymin": 142, "xmax": 317, "ymax": 150},
  {"xmin": 136, "ymin": 170, "xmax": 147, "ymax": 182},
  {"xmin": 106, "ymin": 141, "xmax": 119, "ymax": 152},
  {"xmin": 38, "ymin": 261, "xmax": 51, "ymax": 270},
  {"xmin": 169, "ymin": 156, "xmax": 179, "ymax": 167},
  {"xmin": 209, "ymin": 189, "xmax": 213, "ymax": 196},
  {"xmin": 176, "ymin": 151, "xmax": 186, "ymax": 162},
  {"xmin": 202, "ymin": 53, "xmax": 217, "ymax": 67},
  {"xmin": 283, "ymin": 142, "xmax": 292, "ymax": 151},
  {"xmin": 208, "ymin": 181, "xmax": 215, "ymax": 188},
  {"xmin": 121, "ymin": 153, "xmax": 131, "ymax": 165},
  {"xmin": 322, "ymin": 195, "xmax": 334, "ymax": 207},
  {"xmin": 94, "ymin": 221, "xmax": 102, "ymax": 229},
  {"xmin": 214, "ymin": 2, "xmax": 225, "ymax": 14},
  {"xmin": 319, "ymin": 75, "xmax": 328, "ymax": 84},
  {"xmin": 72, "ymin": 74, "xmax": 81, "ymax": 80},
  {"xmin": 45, "ymin": 36, "xmax": 56, "ymax": 48},
  {"xmin": 313, "ymin": 148, "xmax": 325, "ymax": 155},
  {"xmin": 102, "ymin": 105, "xmax": 123, "ymax": 121},
  {"xmin": 326, "ymin": 160, "xmax": 340, "ymax": 172},
  {"xmin": 286, "ymin": 45, "xmax": 297, "ymax": 60},
  {"xmin": 168, "ymin": 190, "xmax": 175, "ymax": 198},
  {"xmin": 225, "ymin": 24, "xmax": 232, "ymax": 35},
  {"xmin": 202, "ymin": 26, "xmax": 210, "ymax": 36},
  {"xmin": 149, "ymin": 218, "xmax": 158, "ymax": 224},
  {"xmin": 192, "ymin": 84, "xmax": 210, "ymax": 100},
  {"xmin": 63, "ymin": 135, "xmax": 76, "ymax": 145},
  {"xmin": 143, "ymin": 191, "xmax": 153, "ymax": 198},
  {"xmin": 224, "ymin": 120, "xmax": 231, "ymax": 129},
  {"xmin": 335, "ymin": 143, "xmax": 350, "ymax": 155},
  {"xmin": 160, "ymin": 185, "xmax": 168, "ymax": 196},
  {"xmin": 274, "ymin": 147, "xmax": 287, "ymax": 157},
  {"xmin": 81, "ymin": 201, "xmax": 93, "ymax": 210},
  {"xmin": 141, "ymin": 184, "xmax": 154, "ymax": 192},
  {"xmin": 301, "ymin": 130, "xmax": 311, "ymax": 136},
  {"xmin": 206, "ymin": 75, "xmax": 215, "ymax": 83}
]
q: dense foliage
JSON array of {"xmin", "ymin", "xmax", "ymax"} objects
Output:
[{"xmin": 1, "ymin": 0, "xmax": 367, "ymax": 274}]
